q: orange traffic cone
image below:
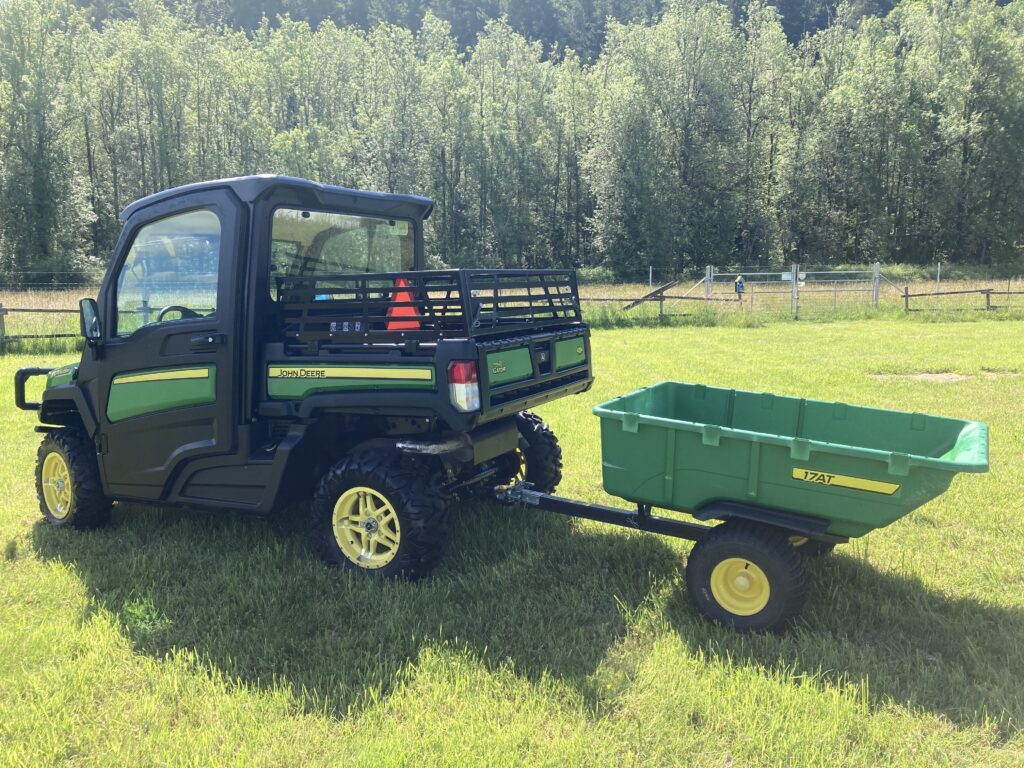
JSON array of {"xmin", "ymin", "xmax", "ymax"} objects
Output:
[{"xmin": 386, "ymin": 278, "xmax": 421, "ymax": 331}]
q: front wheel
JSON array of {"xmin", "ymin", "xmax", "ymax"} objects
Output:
[
  {"xmin": 686, "ymin": 522, "xmax": 808, "ymax": 633},
  {"xmin": 311, "ymin": 450, "xmax": 449, "ymax": 580},
  {"xmin": 36, "ymin": 428, "xmax": 112, "ymax": 529}
]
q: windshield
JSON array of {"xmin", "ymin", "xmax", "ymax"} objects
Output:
[{"xmin": 269, "ymin": 207, "xmax": 415, "ymax": 297}]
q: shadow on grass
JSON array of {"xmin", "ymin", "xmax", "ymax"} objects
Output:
[
  {"xmin": 32, "ymin": 504, "xmax": 1024, "ymax": 733},
  {"xmin": 664, "ymin": 552, "xmax": 1024, "ymax": 735},
  {"xmin": 30, "ymin": 500, "xmax": 681, "ymax": 715}
]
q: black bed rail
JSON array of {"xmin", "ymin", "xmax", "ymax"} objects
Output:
[{"xmin": 278, "ymin": 268, "xmax": 582, "ymax": 347}]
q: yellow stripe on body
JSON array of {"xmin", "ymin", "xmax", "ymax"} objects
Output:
[
  {"xmin": 113, "ymin": 368, "xmax": 210, "ymax": 385},
  {"xmin": 267, "ymin": 366, "xmax": 433, "ymax": 381},
  {"xmin": 791, "ymin": 468, "xmax": 900, "ymax": 495}
]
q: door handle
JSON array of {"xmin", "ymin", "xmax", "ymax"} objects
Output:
[{"xmin": 190, "ymin": 333, "xmax": 226, "ymax": 350}]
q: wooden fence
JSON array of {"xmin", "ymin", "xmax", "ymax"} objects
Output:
[
  {"xmin": 1, "ymin": 284, "xmax": 1021, "ymax": 342},
  {"xmin": 901, "ymin": 288, "xmax": 1024, "ymax": 312},
  {"xmin": 0, "ymin": 304, "xmax": 80, "ymax": 341}
]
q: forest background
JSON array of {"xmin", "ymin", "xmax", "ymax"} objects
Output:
[{"xmin": 1, "ymin": 0, "xmax": 1022, "ymax": 285}]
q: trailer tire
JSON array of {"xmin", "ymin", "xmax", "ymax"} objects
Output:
[
  {"xmin": 312, "ymin": 450, "xmax": 449, "ymax": 580},
  {"xmin": 36, "ymin": 428, "xmax": 112, "ymax": 529},
  {"xmin": 686, "ymin": 521, "xmax": 808, "ymax": 633},
  {"xmin": 496, "ymin": 411, "xmax": 563, "ymax": 494}
]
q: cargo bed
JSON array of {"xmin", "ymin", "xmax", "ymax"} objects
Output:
[{"xmin": 594, "ymin": 382, "xmax": 988, "ymax": 537}]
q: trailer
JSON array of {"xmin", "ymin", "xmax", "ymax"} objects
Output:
[{"xmin": 497, "ymin": 381, "xmax": 989, "ymax": 632}]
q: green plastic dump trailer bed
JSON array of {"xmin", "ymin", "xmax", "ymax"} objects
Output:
[{"xmin": 594, "ymin": 382, "xmax": 988, "ymax": 538}]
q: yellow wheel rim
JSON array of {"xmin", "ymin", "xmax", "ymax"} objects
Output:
[
  {"xmin": 514, "ymin": 449, "xmax": 527, "ymax": 482},
  {"xmin": 41, "ymin": 452, "xmax": 74, "ymax": 520},
  {"xmin": 332, "ymin": 486, "xmax": 401, "ymax": 570},
  {"xmin": 709, "ymin": 557, "xmax": 771, "ymax": 617}
]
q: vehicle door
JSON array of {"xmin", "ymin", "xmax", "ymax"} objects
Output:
[{"xmin": 95, "ymin": 190, "xmax": 243, "ymax": 499}]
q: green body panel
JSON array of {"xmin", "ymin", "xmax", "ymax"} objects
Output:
[
  {"xmin": 554, "ymin": 336, "xmax": 587, "ymax": 371},
  {"xmin": 266, "ymin": 363, "xmax": 436, "ymax": 399},
  {"xmin": 46, "ymin": 362, "xmax": 79, "ymax": 388},
  {"xmin": 106, "ymin": 365, "xmax": 217, "ymax": 423},
  {"xmin": 485, "ymin": 348, "xmax": 533, "ymax": 386},
  {"xmin": 594, "ymin": 382, "xmax": 988, "ymax": 538}
]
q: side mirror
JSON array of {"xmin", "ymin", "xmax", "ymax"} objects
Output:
[{"xmin": 79, "ymin": 298, "xmax": 102, "ymax": 343}]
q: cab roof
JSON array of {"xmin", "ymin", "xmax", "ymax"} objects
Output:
[{"xmin": 119, "ymin": 175, "xmax": 434, "ymax": 223}]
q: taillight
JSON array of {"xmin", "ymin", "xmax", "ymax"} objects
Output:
[{"xmin": 447, "ymin": 360, "xmax": 480, "ymax": 413}]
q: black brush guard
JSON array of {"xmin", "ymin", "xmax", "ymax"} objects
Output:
[{"xmin": 278, "ymin": 268, "xmax": 583, "ymax": 350}]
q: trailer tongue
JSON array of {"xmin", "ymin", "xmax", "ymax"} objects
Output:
[{"xmin": 498, "ymin": 381, "xmax": 989, "ymax": 632}]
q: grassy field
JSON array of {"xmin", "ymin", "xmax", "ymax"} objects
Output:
[{"xmin": 1, "ymin": 321, "xmax": 1022, "ymax": 766}]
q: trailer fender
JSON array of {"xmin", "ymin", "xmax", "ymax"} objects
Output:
[{"xmin": 694, "ymin": 501, "xmax": 848, "ymax": 544}]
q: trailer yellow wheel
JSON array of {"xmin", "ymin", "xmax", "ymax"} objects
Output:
[
  {"xmin": 686, "ymin": 521, "xmax": 808, "ymax": 632},
  {"xmin": 709, "ymin": 558, "xmax": 771, "ymax": 616},
  {"xmin": 41, "ymin": 452, "xmax": 74, "ymax": 520},
  {"xmin": 332, "ymin": 486, "xmax": 402, "ymax": 570}
]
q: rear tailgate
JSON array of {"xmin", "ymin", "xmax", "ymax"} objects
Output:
[{"xmin": 476, "ymin": 327, "xmax": 593, "ymax": 423}]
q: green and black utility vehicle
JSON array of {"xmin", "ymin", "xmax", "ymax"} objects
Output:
[{"xmin": 16, "ymin": 175, "xmax": 593, "ymax": 578}]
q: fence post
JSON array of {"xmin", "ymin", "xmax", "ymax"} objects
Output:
[
  {"xmin": 872, "ymin": 262, "xmax": 881, "ymax": 306},
  {"xmin": 833, "ymin": 281, "xmax": 838, "ymax": 309},
  {"xmin": 903, "ymin": 286, "xmax": 910, "ymax": 312},
  {"xmin": 704, "ymin": 266, "xmax": 713, "ymax": 298},
  {"xmin": 0, "ymin": 303, "xmax": 6, "ymax": 342},
  {"xmin": 659, "ymin": 294, "xmax": 665, "ymax": 320},
  {"xmin": 791, "ymin": 263, "xmax": 800, "ymax": 319},
  {"xmin": 984, "ymin": 289, "xmax": 992, "ymax": 311},
  {"xmin": 142, "ymin": 298, "xmax": 151, "ymax": 326},
  {"xmin": 749, "ymin": 283, "xmax": 755, "ymax": 309},
  {"xmin": 649, "ymin": 265, "xmax": 653, "ymax": 288}
]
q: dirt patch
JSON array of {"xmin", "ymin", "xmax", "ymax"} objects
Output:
[{"xmin": 871, "ymin": 372, "xmax": 970, "ymax": 382}]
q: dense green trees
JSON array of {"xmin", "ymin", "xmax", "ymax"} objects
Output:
[{"xmin": 1, "ymin": 0, "xmax": 1022, "ymax": 284}]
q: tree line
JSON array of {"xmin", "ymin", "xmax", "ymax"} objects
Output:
[
  {"xmin": 1, "ymin": 0, "xmax": 1022, "ymax": 285},
  {"xmin": 72, "ymin": 0, "xmax": 899, "ymax": 58}
]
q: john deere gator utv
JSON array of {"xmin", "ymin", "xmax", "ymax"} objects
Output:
[{"xmin": 16, "ymin": 175, "xmax": 593, "ymax": 579}]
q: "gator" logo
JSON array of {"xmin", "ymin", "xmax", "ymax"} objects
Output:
[{"xmin": 491, "ymin": 362, "xmax": 508, "ymax": 375}]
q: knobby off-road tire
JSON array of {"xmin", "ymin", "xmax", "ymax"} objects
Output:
[
  {"xmin": 686, "ymin": 521, "xmax": 809, "ymax": 633},
  {"xmin": 36, "ymin": 428, "xmax": 112, "ymax": 529},
  {"xmin": 312, "ymin": 450, "xmax": 449, "ymax": 580},
  {"xmin": 496, "ymin": 411, "xmax": 563, "ymax": 494}
]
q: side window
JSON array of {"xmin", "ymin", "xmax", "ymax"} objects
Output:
[{"xmin": 115, "ymin": 209, "xmax": 221, "ymax": 337}]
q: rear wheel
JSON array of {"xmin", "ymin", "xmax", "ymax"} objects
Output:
[
  {"xmin": 36, "ymin": 428, "xmax": 111, "ymax": 529},
  {"xmin": 496, "ymin": 411, "xmax": 563, "ymax": 494},
  {"xmin": 312, "ymin": 450, "xmax": 449, "ymax": 580},
  {"xmin": 686, "ymin": 522, "xmax": 808, "ymax": 632}
]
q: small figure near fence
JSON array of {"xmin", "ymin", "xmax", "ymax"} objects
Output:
[{"xmin": 734, "ymin": 275, "xmax": 745, "ymax": 301}]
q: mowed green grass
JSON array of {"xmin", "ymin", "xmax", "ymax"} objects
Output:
[{"xmin": 1, "ymin": 321, "xmax": 1022, "ymax": 766}]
